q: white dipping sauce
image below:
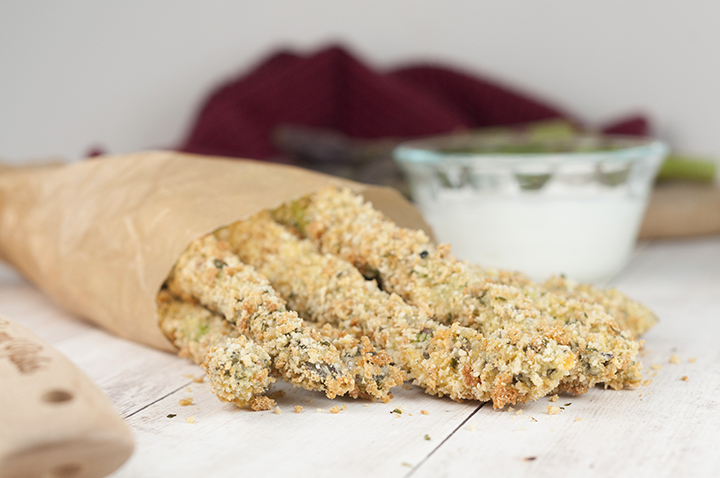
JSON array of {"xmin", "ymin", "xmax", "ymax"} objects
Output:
[{"xmin": 419, "ymin": 188, "xmax": 647, "ymax": 284}]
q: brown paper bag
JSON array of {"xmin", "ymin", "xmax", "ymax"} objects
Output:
[{"xmin": 0, "ymin": 151, "xmax": 432, "ymax": 352}]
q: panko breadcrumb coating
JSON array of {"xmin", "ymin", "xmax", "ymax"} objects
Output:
[
  {"xmin": 218, "ymin": 213, "xmax": 576, "ymax": 408},
  {"xmin": 203, "ymin": 335, "xmax": 276, "ymax": 408},
  {"xmin": 159, "ymin": 286, "xmax": 401, "ymax": 404},
  {"xmin": 167, "ymin": 234, "xmax": 354, "ymax": 399},
  {"xmin": 157, "ymin": 289, "xmax": 240, "ymax": 365},
  {"xmin": 476, "ymin": 268, "xmax": 658, "ymax": 337},
  {"xmin": 310, "ymin": 325, "xmax": 405, "ymax": 402},
  {"xmin": 273, "ymin": 187, "xmax": 643, "ymax": 394},
  {"xmin": 158, "ymin": 290, "xmax": 276, "ymax": 405}
]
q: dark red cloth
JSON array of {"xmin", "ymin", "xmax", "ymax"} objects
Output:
[{"xmin": 180, "ymin": 45, "xmax": 648, "ymax": 160}]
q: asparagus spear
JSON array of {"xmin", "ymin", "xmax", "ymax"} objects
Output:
[
  {"xmin": 476, "ymin": 268, "xmax": 658, "ymax": 338},
  {"xmin": 166, "ymin": 235, "xmax": 355, "ymax": 399},
  {"xmin": 272, "ymin": 187, "xmax": 643, "ymax": 394},
  {"xmin": 217, "ymin": 213, "xmax": 576, "ymax": 408}
]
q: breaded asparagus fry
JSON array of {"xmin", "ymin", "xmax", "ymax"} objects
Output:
[
  {"xmin": 542, "ymin": 275, "xmax": 658, "ymax": 337},
  {"xmin": 202, "ymin": 335, "xmax": 276, "ymax": 408},
  {"xmin": 218, "ymin": 213, "xmax": 576, "ymax": 408},
  {"xmin": 166, "ymin": 235, "xmax": 354, "ymax": 399},
  {"xmin": 158, "ymin": 290, "xmax": 398, "ymax": 405},
  {"xmin": 314, "ymin": 325, "xmax": 405, "ymax": 402},
  {"xmin": 157, "ymin": 289, "xmax": 240, "ymax": 365},
  {"xmin": 475, "ymin": 268, "xmax": 658, "ymax": 337},
  {"xmin": 158, "ymin": 290, "xmax": 276, "ymax": 406},
  {"xmin": 273, "ymin": 187, "xmax": 642, "ymax": 393}
]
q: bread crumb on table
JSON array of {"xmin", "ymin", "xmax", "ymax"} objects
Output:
[
  {"xmin": 420, "ymin": 409, "xmax": 429, "ymax": 415},
  {"xmin": 689, "ymin": 358, "xmax": 697, "ymax": 363},
  {"xmin": 273, "ymin": 406, "xmax": 282, "ymax": 415},
  {"xmin": 179, "ymin": 398, "xmax": 193, "ymax": 406},
  {"xmin": 681, "ymin": 376, "xmax": 689, "ymax": 381},
  {"xmin": 185, "ymin": 386, "xmax": 192, "ymax": 393},
  {"xmin": 315, "ymin": 408, "xmax": 324, "ymax": 413},
  {"xmin": 651, "ymin": 364, "xmax": 662, "ymax": 371},
  {"xmin": 294, "ymin": 405, "xmax": 304, "ymax": 413},
  {"xmin": 669, "ymin": 354, "xmax": 681, "ymax": 364},
  {"xmin": 546, "ymin": 406, "xmax": 561, "ymax": 415},
  {"xmin": 575, "ymin": 417, "xmax": 582, "ymax": 422},
  {"xmin": 549, "ymin": 394, "xmax": 559, "ymax": 402},
  {"xmin": 193, "ymin": 375, "xmax": 205, "ymax": 383},
  {"xmin": 250, "ymin": 396, "xmax": 276, "ymax": 411},
  {"xmin": 186, "ymin": 416, "xmax": 196, "ymax": 424},
  {"xmin": 467, "ymin": 422, "xmax": 478, "ymax": 431},
  {"xmin": 329, "ymin": 406, "xmax": 341, "ymax": 414},
  {"xmin": 643, "ymin": 379, "xmax": 653, "ymax": 386}
]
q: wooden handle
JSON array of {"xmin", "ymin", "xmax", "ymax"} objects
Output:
[{"xmin": 0, "ymin": 314, "xmax": 134, "ymax": 478}]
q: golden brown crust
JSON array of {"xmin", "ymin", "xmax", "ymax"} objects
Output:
[
  {"xmin": 219, "ymin": 213, "xmax": 576, "ymax": 408},
  {"xmin": 273, "ymin": 187, "xmax": 643, "ymax": 394},
  {"xmin": 166, "ymin": 234, "xmax": 355, "ymax": 399}
]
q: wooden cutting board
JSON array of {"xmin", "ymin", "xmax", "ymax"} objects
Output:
[
  {"xmin": 0, "ymin": 314, "xmax": 134, "ymax": 478},
  {"xmin": 639, "ymin": 182, "xmax": 720, "ymax": 239}
]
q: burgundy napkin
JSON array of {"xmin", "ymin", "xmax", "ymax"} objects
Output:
[{"xmin": 179, "ymin": 45, "xmax": 648, "ymax": 161}]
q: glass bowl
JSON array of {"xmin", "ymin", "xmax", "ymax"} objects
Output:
[{"xmin": 393, "ymin": 133, "xmax": 668, "ymax": 283}]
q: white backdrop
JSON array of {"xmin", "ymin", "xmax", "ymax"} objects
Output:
[{"xmin": 1, "ymin": 0, "xmax": 718, "ymax": 163}]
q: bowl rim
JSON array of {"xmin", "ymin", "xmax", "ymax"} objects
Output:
[{"xmin": 393, "ymin": 133, "xmax": 668, "ymax": 166}]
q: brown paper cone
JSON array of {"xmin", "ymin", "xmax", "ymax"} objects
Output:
[{"xmin": 0, "ymin": 151, "xmax": 432, "ymax": 352}]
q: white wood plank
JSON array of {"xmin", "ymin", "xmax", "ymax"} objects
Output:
[{"xmin": 109, "ymin": 378, "xmax": 480, "ymax": 478}]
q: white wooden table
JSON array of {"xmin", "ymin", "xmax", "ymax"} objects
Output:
[{"xmin": 1, "ymin": 237, "xmax": 719, "ymax": 478}]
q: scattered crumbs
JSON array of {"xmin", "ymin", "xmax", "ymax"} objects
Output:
[
  {"xmin": 669, "ymin": 354, "xmax": 681, "ymax": 364},
  {"xmin": 179, "ymin": 398, "xmax": 193, "ymax": 406},
  {"xmin": 195, "ymin": 406, "xmax": 199, "ymax": 410},
  {"xmin": 185, "ymin": 386, "xmax": 192, "ymax": 393},
  {"xmin": 424, "ymin": 434, "xmax": 431, "ymax": 441},
  {"xmin": 651, "ymin": 364, "xmax": 662, "ymax": 371},
  {"xmin": 315, "ymin": 408, "xmax": 324, "ymax": 414},
  {"xmin": 341, "ymin": 404, "xmax": 347, "ymax": 411},
  {"xmin": 408, "ymin": 413, "xmax": 413, "ymax": 416},
  {"xmin": 681, "ymin": 376, "xmax": 689, "ymax": 382},
  {"xmin": 364, "ymin": 404, "xmax": 372, "ymax": 408},
  {"xmin": 306, "ymin": 398, "xmax": 312, "ymax": 403},
  {"xmin": 639, "ymin": 393, "xmax": 642, "ymax": 397},
  {"xmin": 193, "ymin": 375, "xmax": 204, "ymax": 383},
  {"xmin": 182, "ymin": 373, "xmax": 194, "ymax": 379},
  {"xmin": 391, "ymin": 407, "xmax": 403, "ymax": 415},
  {"xmin": 549, "ymin": 394, "xmax": 559, "ymax": 403},
  {"xmin": 273, "ymin": 406, "xmax": 282, "ymax": 415},
  {"xmin": 186, "ymin": 416, "xmax": 196, "ymax": 424},
  {"xmin": 643, "ymin": 379, "xmax": 653, "ymax": 386},
  {"xmin": 250, "ymin": 396, "xmax": 276, "ymax": 411},
  {"xmin": 402, "ymin": 463, "xmax": 413, "ymax": 468},
  {"xmin": 689, "ymin": 357, "xmax": 697, "ymax": 363},
  {"xmin": 467, "ymin": 422, "xmax": 478, "ymax": 432},
  {"xmin": 507, "ymin": 406, "xmax": 516, "ymax": 413},
  {"xmin": 166, "ymin": 414, "xmax": 176, "ymax": 419},
  {"xmin": 329, "ymin": 406, "xmax": 341, "ymax": 414},
  {"xmin": 575, "ymin": 417, "xmax": 582, "ymax": 422},
  {"xmin": 523, "ymin": 456, "xmax": 537, "ymax": 462},
  {"xmin": 268, "ymin": 390, "xmax": 286, "ymax": 400},
  {"xmin": 402, "ymin": 384, "xmax": 412, "ymax": 390},
  {"xmin": 515, "ymin": 410, "xmax": 523, "ymax": 416},
  {"xmin": 294, "ymin": 406, "xmax": 304, "ymax": 414},
  {"xmin": 546, "ymin": 405, "xmax": 561, "ymax": 415},
  {"xmin": 421, "ymin": 409, "xmax": 430, "ymax": 415},
  {"xmin": 651, "ymin": 372, "xmax": 658, "ymax": 378}
]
